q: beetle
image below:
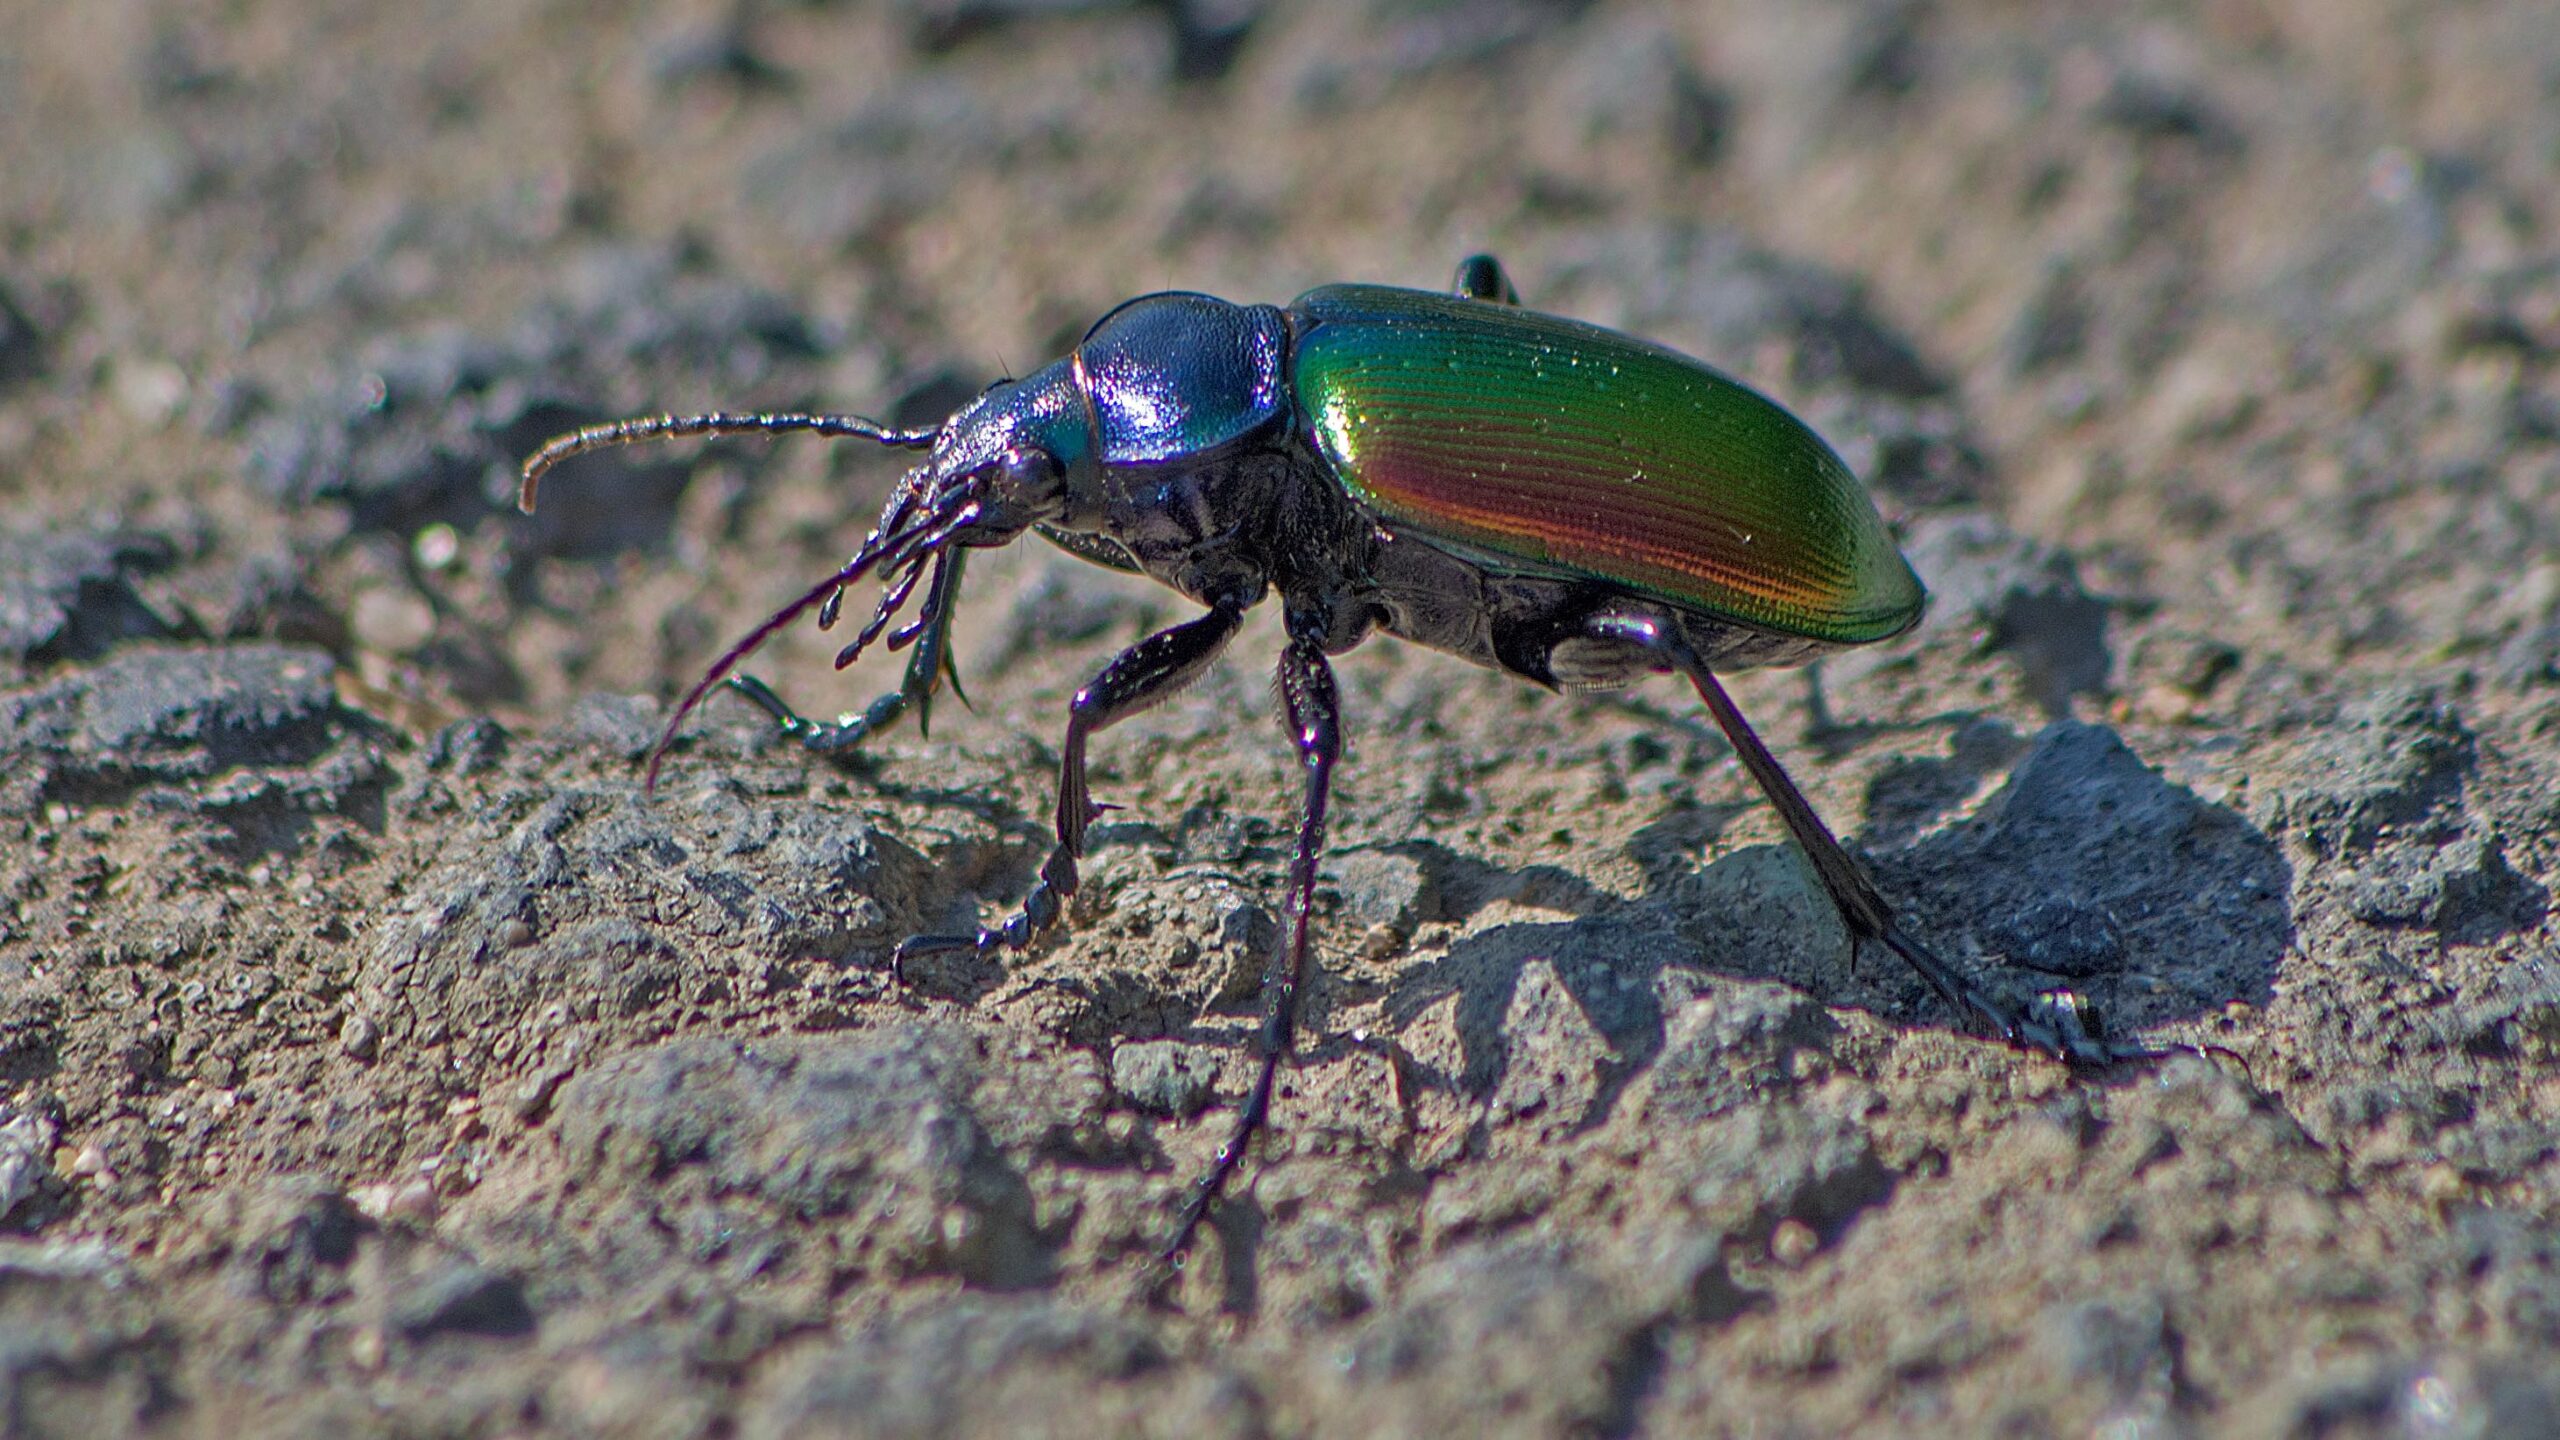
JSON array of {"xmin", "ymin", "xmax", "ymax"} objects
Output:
[{"xmin": 520, "ymin": 254, "xmax": 2161, "ymax": 1262}]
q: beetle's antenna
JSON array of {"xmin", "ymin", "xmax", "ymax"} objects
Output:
[
  {"xmin": 517, "ymin": 410, "xmax": 939, "ymax": 512},
  {"xmin": 639, "ymin": 500, "xmax": 981, "ymax": 789}
]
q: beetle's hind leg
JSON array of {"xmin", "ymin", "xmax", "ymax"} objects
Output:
[
  {"xmin": 897, "ymin": 599, "xmax": 1247, "ymax": 963},
  {"xmin": 727, "ymin": 551, "xmax": 969, "ymax": 753},
  {"xmin": 1451, "ymin": 254, "xmax": 1522, "ymax": 306},
  {"xmin": 1578, "ymin": 614, "xmax": 2154, "ymax": 1066}
]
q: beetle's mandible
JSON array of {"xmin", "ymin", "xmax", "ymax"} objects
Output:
[{"xmin": 521, "ymin": 254, "xmax": 2165, "ymax": 1263}]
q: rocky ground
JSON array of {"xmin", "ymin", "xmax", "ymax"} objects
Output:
[{"xmin": 3, "ymin": 1, "xmax": 2558, "ymax": 1435}]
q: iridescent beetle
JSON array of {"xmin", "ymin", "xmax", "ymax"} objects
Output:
[{"xmin": 521, "ymin": 255, "xmax": 2160, "ymax": 1260}]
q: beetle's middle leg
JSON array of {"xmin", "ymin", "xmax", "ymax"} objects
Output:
[
  {"xmin": 1165, "ymin": 605, "xmax": 1341, "ymax": 1261},
  {"xmin": 898, "ymin": 597, "xmax": 1247, "ymax": 961},
  {"xmin": 725, "ymin": 551, "xmax": 969, "ymax": 753},
  {"xmin": 1578, "ymin": 613, "xmax": 2151, "ymax": 1065}
]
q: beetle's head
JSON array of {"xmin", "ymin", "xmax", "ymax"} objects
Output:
[
  {"xmin": 881, "ymin": 360, "xmax": 1105, "ymax": 551},
  {"xmin": 512, "ymin": 363, "xmax": 1109, "ymax": 787},
  {"xmin": 888, "ymin": 292, "xmax": 1288, "ymax": 553}
]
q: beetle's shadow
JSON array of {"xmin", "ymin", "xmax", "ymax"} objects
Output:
[{"xmin": 1374, "ymin": 717, "xmax": 2296, "ymax": 1129}]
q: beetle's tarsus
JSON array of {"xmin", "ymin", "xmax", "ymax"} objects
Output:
[
  {"xmin": 1588, "ymin": 614, "xmax": 2175, "ymax": 1071},
  {"xmin": 896, "ymin": 603, "xmax": 1249, "ymax": 975},
  {"xmin": 725, "ymin": 673, "xmax": 910, "ymax": 754},
  {"xmin": 719, "ymin": 551, "xmax": 971, "ymax": 758}
]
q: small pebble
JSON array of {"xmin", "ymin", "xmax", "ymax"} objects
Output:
[
  {"xmin": 412, "ymin": 523, "xmax": 461, "ymax": 571},
  {"xmin": 387, "ymin": 1178, "xmax": 439, "ymax": 1222},
  {"xmin": 1771, "ymin": 1218, "xmax": 1820, "ymax": 1267},
  {"xmin": 112, "ymin": 357, "xmax": 188, "ymax": 426},
  {"xmin": 351, "ymin": 586, "xmax": 437, "ymax": 654},
  {"xmin": 351, "ymin": 1177, "xmax": 439, "ymax": 1224},
  {"xmin": 511, "ymin": 1066, "xmax": 571, "ymax": 1121},
  {"xmin": 340, "ymin": 1013, "xmax": 381, "ymax": 1061},
  {"xmin": 1113, "ymin": 1040, "xmax": 1216, "ymax": 1118}
]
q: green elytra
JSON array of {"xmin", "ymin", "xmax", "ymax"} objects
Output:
[{"xmin": 1291, "ymin": 283, "xmax": 1925, "ymax": 646}]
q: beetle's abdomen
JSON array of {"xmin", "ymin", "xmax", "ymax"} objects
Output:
[{"xmin": 1290, "ymin": 284, "xmax": 1924, "ymax": 646}]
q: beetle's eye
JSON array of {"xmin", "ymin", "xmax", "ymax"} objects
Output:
[{"xmin": 997, "ymin": 449, "xmax": 1063, "ymax": 495}]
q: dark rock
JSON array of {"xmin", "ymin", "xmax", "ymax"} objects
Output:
[
  {"xmin": 389, "ymin": 1261, "xmax": 535, "ymax": 1340},
  {"xmin": 2034, "ymin": 1294, "xmax": 2173, "ymax": 1405},
  {"xmin": 1637, "ymin": 982, "xmax": 1840, "ymax": 1127},
  {"xmin": 2093, "ymin": 70, "xmax": 2236, "ymax": 149},
  {"xmin": 746, "ymin": 1296, "xmax": 1247, "ymax": 1440},
  {"xmin": 424, "ymin": 716, "xmax": 510, "ymax": 775},
  {"xmin": 553, "ymin": 1029, "xmax": 1044, "ymax": 1285},
  {"xmin": 0, "ymin": 277, "xmax": 52, "ymax": 388},
  {"xmin": 2453, "ymin": 969, "xmax": 2560, "ymax": 1063},
  {"xmin": 2005, "ymin": 261, "xmax": 2093, "ymax": 375},
  {"xmin": 1903, "ymin": 515, "xmax": 2114, "ymax": 717},
  {"xmin": 53, "ymin": 646, "xmax": 336, "ymax": 771},
  {"xmin": 1166, "ymin": 0, "xmax": 1262, "ymax": 81},
  {"xmin": 1982, "ymin": 898, "xmax": 2125, "ymax": 979},
  {"xmin": 2494, "ymin": 615, "xmax": 2560, "ymax": 689},
  {"xmin": 648, "ymin": 11, "xmax": 791, "ymax": 91},
  {"xmin": 1328, "ymin": 1242, "xmax": 1650, "ymax": 1435},
  {"xmin": 229, "ymin": 1180, "xmax": 362, "ymax": 1306},
  {"xmin": 2450, "ymin": 1210, "xmax": 2560, "ymax": 1346},
  {"xmin": 2284, "ymin": 690, "xmax": 2474, "ymax": 853},
  {"xmin": 1896, "ymin": 721, "xmax": 2291, "ymax": 1025},
  {"xmin": 1541, "ymin": 16, "xmax": 1729, "ymax": 167},
  {"xmin": 0, "ymin": 1243, "xmax": 173, "ymax": 1435},
  {"xmin": 0, "ymin": 643, "xmax": 384, "ymax": 826},
  {"xmin": 887, "ymin": 0, "xmax": 1260, "ymax": 80},
  {"xmin": 2278, "ymin": 690, "xmax": 2547, "ymax": 941},
  {"xmin": 242, "ymin": 243, "xmax": 824, "ymax": 545},
  {"xmin": 2265, "ymin": 1352, "xmax": 2560, "ymax": 1439},
  {"xmin": 559, "ymin": 693, "xmax": 666, "ymax": 761},
  {"xmin": 1201, "ymin": 896, "xmax": 1280, "ymax": 1006},
  {"xmin": 1333, "ymin": 847, "xmax": 1440, "ymax": 934},
  {"xmin": 213, "ymin": 553, "xmax": 349, "ymax": 654},
  {"xmin": 0, "ymin": 527, "xmax": 181, "ymax": 670},
  {"xmin": 1286, "ymin": 0, "xmax": 1585, "ymax": 107}
]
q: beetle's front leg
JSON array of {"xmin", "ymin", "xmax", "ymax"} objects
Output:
[
  {"xmin": 725, "ymin": 552, "xmax": 970, "ymax": 753},
  {"xmin": 896, "ymin": 598, "xmax": 1247, "ymax": 963}
]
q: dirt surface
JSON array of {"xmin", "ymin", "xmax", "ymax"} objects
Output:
[{"xmin": 5, "ymin": 1, "xmax": 2559, "ymax": 1435}]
